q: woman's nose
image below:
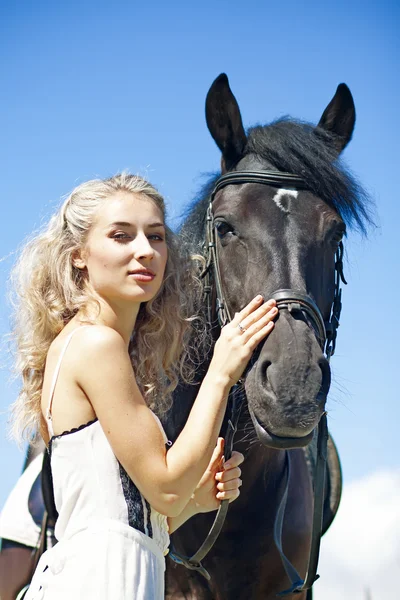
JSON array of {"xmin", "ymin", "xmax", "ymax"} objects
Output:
[{"xmin": 133, "ymin": 234, "xmax": 155, "ymax": 259}]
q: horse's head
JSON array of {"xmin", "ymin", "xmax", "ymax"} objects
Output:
[{"xmin": 203, "ymin": 74, "xmax": 368, "ymax": 449}]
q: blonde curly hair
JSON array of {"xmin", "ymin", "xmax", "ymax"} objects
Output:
[{"xmin": 7, "ymin": 172, "xmax": 206, "ymax": 446}]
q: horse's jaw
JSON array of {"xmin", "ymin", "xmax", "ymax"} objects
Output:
[{"xmin": 248, "ymin": 405, "xmax": 316, "ymax": 449}]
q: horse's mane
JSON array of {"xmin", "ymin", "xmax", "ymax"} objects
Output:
[
  {"xmin": 180, "ymin": 117, "xmax": 374, "ymax": 245},
  {"xmin": 245, "ymin": 118, "xmax": 373, "ymax": 233},
  {"xmin": 179, "ymin": 174, "xmax": 219, "ymax": 250}
]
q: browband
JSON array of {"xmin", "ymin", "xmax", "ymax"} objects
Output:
[{"xmin": 211, "ymin": 170, "xmax": 309, "ymax": 200}]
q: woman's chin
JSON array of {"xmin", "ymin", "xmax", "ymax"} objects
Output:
[{"xmin": 123, "ymin": 285, "xmax": 161, "ymax": 304}]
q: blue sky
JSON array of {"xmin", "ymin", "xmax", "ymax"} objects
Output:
[{"xmin": 0, "ymin": 1, "xmax": 398, "ymax": 596}]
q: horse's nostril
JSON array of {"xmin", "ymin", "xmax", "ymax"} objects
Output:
[
  {"xmin": 260, "ymin": 360, "xmax": 272, "ymax": 388},
  {"xmin": 318, "ymin": 357, "xmax": 331, "ymax": 398}
]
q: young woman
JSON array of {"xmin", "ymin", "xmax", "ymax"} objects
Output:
[{"xmin": 7, "ymin": 172, "xmax": 278, "ymax": 599}]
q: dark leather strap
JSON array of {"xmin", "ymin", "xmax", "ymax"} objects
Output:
[
  {"xmin": 275, "ymin": 413, "xmax": 328, "ymax": 596},
  {"xmin": 211, "ymin": 171, "xmax": 308, "ymax": 197},
  {"xmin": 271, "ymin": 290, "xmax": 327, "ymax": 349},
  {"xmin": 273, "ymin": 452, "xmax": 304, "ymax": 593},
  {"xmin": 297, "ymin": 413, "xmax": 328, "ymax": 591},
  {"xmin": 169, "ymin": 386, "xmax": 245, "ymax": 580}
]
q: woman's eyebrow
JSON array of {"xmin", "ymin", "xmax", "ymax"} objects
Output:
[
  {"xmin": 148, "ymin": 222, "xmax": 166, "ymax": 228},
  {"xmin": 107, "ymin": 221, "xmax": 165, "ymax": 229}
]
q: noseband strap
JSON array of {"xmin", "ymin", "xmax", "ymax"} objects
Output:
[{"xmin": 271, "ymin": 289, "xmax": 326, "ymax": 348}]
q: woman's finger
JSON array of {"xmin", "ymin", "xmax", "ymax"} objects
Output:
[
  {"xmin": 241, "ymin": 307, "xmax": 278, "ymax": 343},
  {"xmin": 216, "ymin": 489, "xmax": 240, "ymax": 502},
  {"xmin": 239, "ymin": 302, "xmax": 277, "ymax": 333},
  {"xmin": 231, "ymin": 295, "xmax": 275, "ymax": 325},
  {"xmin": 217, "ymin": 478, "xmax": 242, "ymax": 492},
  {"xmin": 215, "ymin": 466, "xmax": 241, "ymax": 482},
  {"xmin": 206, "ymin": 437, "xmax": 224, "ymax": 472},
  {"xmin": 247, "ymin": 321, "xmax": 275, "ymax": 350},
  {"xmin": 224, "ymin": 451, "xmax": 244, "ymax": 469}
]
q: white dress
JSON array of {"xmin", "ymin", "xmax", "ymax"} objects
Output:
[{"xmin": 25, "ymin": 325, "xmax": 171, "ymax": 600}]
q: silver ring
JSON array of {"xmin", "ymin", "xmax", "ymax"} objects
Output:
[{"xmin": 238, "ymin": 322, "xmax": 246, "ymax": 334}]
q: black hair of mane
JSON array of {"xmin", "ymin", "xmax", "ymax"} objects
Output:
[
  {"xmin": 245, "ymin": 118, "xmax": 373, "ymax": 233},
  {"xmin": 179, "ymin": 173, "xmax": 219, "ymax": 251},
  {"xmin": 180, "ymin": 117, "xmax": 374, "ymax": 247}
]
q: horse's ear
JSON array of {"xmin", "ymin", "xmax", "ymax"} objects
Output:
[
  {"xmin": 205, "ymin": 73, "xmax": 247, "ymax": 171},
  {"xmin": 317, "ymin": 83, "xmax": 356, "ymax": 153}
]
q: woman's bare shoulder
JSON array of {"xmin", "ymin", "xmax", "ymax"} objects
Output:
[
  {"xmin": 46, "ymin": 324, "xmax": 125, "ymax": 367},
  {"xmin": 69, "ymin": 325, "xmax": 129, "ymax": 371},
  {"xmin": 40, "ymin": 325, "xmax": 130, "ymax": 443},
  {"xmin": 74, "ymin": 324, "xmax": 125, "ymax": 347},
  {"xmin": 72, "ymin": 325, "xmax": 134, "ymax": 388}
]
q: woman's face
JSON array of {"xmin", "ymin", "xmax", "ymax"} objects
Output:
[{"xmin": 78, "ymin": 192, "xmax": 168, "ymax": 306}]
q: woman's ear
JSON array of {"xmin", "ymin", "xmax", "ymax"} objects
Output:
[{"xmin": 71, "ymin": 250, "xmax": 86, "ymax": 269}]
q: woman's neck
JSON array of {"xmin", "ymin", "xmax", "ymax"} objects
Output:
[{"xmin": 74, "ymin": 296, "xmax": 142, "ymax": 347}]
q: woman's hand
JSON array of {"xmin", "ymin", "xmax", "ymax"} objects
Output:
[
  {"xmin": 166, "ymin": 438, "xmax": 244, "ymax": 532},
  {"xmin": 209, "ymin": 295, "xmax": 278, "ymax": 386},
  {"xmin": 190, "ymin": 438, "xmax": 244, "ymax": 513}
]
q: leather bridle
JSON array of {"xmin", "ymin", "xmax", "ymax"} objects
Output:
[
  {"xmin": 203, "ymin": 170, "xmax": 346, "ymax": 360},
  {"xmin": 169, "ymin": 170, "xmax": 347, "ymax": 594}
]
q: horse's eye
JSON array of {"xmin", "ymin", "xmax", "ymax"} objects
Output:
[
  {"xmin": 215, "ymin": 220, "xmax": 234, "ymax": 238},
  {"xmin": 331, "ymin": 225, "xmax": 346, "ymax": 248}
]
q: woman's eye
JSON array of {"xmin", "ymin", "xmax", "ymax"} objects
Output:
[
  {"xmin": 215, "ymin": 221, "xmax": 234, "ymax": 238},
  {"xmin": 112, "ymin": 232, "xmax": 165, "ymax": 242},
  {"xmin": 113, "ymin": 233, "xmax": 130, "ymax": 241}
]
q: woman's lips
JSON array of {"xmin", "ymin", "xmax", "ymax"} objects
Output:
[{"xmin": 128, "ymin": 272, "xmax": 155, "ymax": 282}]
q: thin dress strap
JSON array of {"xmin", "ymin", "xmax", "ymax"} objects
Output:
[
  {"xmin": 45, "ymin": 326, "xmax": 91, "ymax": 438},
  {"xmin": 151, "ymin": 411, "xmax": 172, "ymax": 447}
]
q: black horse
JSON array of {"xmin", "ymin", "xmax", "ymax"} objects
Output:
[
  {"xmin": 0, "ymin": 75, "xmax": 371, "ymax": 600},
  {"xmin": 163, "ymin": 74, "xmax": 371, "ymax": 599}
]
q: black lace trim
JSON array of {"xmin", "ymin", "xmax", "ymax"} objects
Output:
[
  {"xmin": 145, "ymin": 498, "xmax": 153, "ymax": 538},
  {"xmin": 48, "ymin": 418, "xmax": 98, "ymax": 455},
  {"xmin": 118, "ymin": 462, "xmax": 145, "ymax": 535},
  {"xmin": 118, "ymin": 462, "xmax": 153, "ymax": 539}
]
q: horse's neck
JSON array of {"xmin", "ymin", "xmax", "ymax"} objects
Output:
[{"xmin": 164, "ymin": 353, "xmax": 212, "ymax": 442}]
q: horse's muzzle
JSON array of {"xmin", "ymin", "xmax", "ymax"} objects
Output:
[{"xmin": 248, "ymin": 406, "xmax": 317, "ymax": 449}]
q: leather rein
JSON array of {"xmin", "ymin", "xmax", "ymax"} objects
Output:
[{"xmin": 169, "ymin": 170, "xmax": 347, "ymax": 594}]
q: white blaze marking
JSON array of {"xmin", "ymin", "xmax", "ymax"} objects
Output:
[{"xmin": 273, "ymin": 188, "xmax": 298, "ymax": 213}]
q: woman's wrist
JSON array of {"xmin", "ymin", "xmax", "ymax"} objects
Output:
[
  {"xmin": 189, "ymin": 492, "xmax": 210, "ymax": 515},
  {"xmin": 187, "ymin": 495, "xmax": 201, "ymax": 517},
  {"xmin": 167, "ymin": 496, "xmax": 199, "ymax": 533},
  {"xmin": 203, "ymin": 365, "xmax": 234, "ymax": 394}
]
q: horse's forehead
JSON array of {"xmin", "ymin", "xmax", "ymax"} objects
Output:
[
  {"xmin": 223, "ymin": 154, "xmax": 338, "ymax": 221},
  {"xmin": 272, "ymin": 188, "xmax": 298, "ymax": 214},
  {"xmin": 215, "ymin": 185, "xmax": 330, "ymax": 223}
]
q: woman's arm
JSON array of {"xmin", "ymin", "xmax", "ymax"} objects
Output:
[{"xmin": 75, "ymin": 296, "xmax": 276, "ymax": 517}]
